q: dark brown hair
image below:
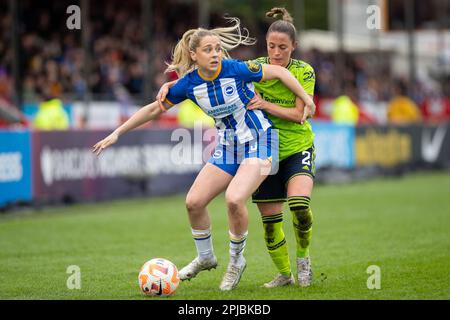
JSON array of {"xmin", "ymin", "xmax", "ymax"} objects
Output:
[{"xmin": 266, "ymin": 7, "xmax": 297, "ymax": 44}]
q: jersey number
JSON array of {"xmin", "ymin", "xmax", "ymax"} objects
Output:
[{"xmin": 302, "ymin": 151, "xmax": 311, "ymax": 166}]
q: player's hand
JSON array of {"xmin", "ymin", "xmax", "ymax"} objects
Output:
[
  {"xmin": 156, "ymin": 84, "xmax": 170, "ymax": 102},
  {"xmin": 92, "ymin": 132, "xmax": 119, "ymax": 155},
  {"xmin": 301, "ymin": 100, "xmax": 316, "ymax": 124},
  {"xmin": 156, "ymin": 81, "xmax": 177, "ymax": 103},
  {"xmin": 247, "ymin": 91, "xmax": 267, "ymax": 110}
]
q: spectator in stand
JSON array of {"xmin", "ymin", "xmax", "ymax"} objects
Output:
[
  {"xmin": 387, "ymin": 81, "xmax": 422, "ymax": 124},
  {"xmin": 331, "ymin": 95, "xmax": 359, "ymax": 125},
  {"xmin": 0, "ymin": 0, "xmax": 446, "ymax": 126},
  {"xmin": 33, "ymin": 87, "xmax": 69, "ymax": 130}
]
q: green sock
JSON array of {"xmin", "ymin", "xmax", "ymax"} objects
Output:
[
  {"xmin": 288, "ymin": 196, "xmax": 313, "ymax": 258},
  {"xmin": 262, "ymin": 213, "xmax": 291, "ymax": 276}
]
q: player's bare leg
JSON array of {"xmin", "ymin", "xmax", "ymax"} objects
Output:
[
  {"xmin": 219, "ymin": 158, "xmax": 271, "ymax": 291},
  {"xmin": 186, "ymin": 163, "xmax": 233, "ymax": 229},
  {"xmin": 179, "ymin": 163, "xmax": 233, "ymax": 281}
]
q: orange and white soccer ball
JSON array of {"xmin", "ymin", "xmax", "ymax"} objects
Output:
[{"xmin": 138, "ymin": 258, "xmax": 180, "ymax": 297}]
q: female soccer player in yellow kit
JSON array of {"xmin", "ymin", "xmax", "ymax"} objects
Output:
[{"xmin": 248, "ymin": 8, "xmax": 317, "ymax": 288}]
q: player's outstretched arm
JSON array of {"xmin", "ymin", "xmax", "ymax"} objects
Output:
[
  {"xmin": 92, "ymin": 100, "xmax": 165, "ymax": 155},
  {"xmin": 262, "ymin": 64, "xmax": 316, "ymax": 116}
]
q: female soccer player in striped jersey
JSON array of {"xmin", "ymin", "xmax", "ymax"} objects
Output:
[
  {"xmin": 248, "ymin": 8, "xmax": 317, "ymax": 288},
  {"xmin": 93, "ymin": 17, "xmax": 315, "ymax": 291}
]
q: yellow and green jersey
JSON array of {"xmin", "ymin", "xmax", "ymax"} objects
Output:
[{"xmin": 252, "ymin": 57, "xmax": 316, "ymax": 161}]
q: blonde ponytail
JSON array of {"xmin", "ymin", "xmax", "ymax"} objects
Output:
[
  {"xmin": 166, "ymin": 17, "xmax": 256, "ymax": 77},
  {"xmin": 210, "ymin": 17, "xmax": 256, "ymax": 57},
  {"xmin": 165, "ymin": 29, "xmax": 198, "ymax": 78}
]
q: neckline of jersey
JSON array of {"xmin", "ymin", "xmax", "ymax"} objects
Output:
[
  {"xmin": 267, "ymin": 57, "xmax": 293, "ymax": 69},
  {"xmin": 197, "ymin": 61, "xmax": 222, "ymax": 81}
]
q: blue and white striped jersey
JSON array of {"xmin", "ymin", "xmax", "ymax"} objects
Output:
[{"xmin": 165, "ymin": 59, "xmax": 272, "ymax": 144}]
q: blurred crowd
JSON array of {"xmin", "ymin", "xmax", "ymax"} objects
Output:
[
  {"xmin": 0, "ymin": 0, "xmax": 448, "ymax": 125},
  {"xmin": 0, "ymin": 0, "xmax": 196, "ymax": 104}
]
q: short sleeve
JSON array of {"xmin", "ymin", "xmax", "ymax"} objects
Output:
[
  {"xmin": 233, "ymin": 60, "xmax": 264, "ymax": 83},
  {"xmin": 299, "ymin": 64, "xmax": 316, "ymax": 96},
  {"xmin": 165, "ymin": 77, "xmax": 189, "ymax": 106}
]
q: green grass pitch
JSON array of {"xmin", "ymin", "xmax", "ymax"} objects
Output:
[{"xmin": 1, "ymin": 171, "xmax": 449, "ymax": 300}]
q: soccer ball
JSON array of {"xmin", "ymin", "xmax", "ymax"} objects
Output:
[{"xmin": 138, "ymin": 258, "xmax": 180, "ymax": 297}]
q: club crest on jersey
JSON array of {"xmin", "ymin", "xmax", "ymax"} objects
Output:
[
  {"xmin": 213, "ymin": 149, "xmax": 223, "ymax": 159},
  {"xmin": 303, "ymin": 70, "xmax": 315, "ymax": 82},
  {"xmin": 245, "ymin": 61, "xmax": 262, "ymax": 73},
  {"xmin": 224, "ymin": 85, "xmax": 235, "ymax": 96}
]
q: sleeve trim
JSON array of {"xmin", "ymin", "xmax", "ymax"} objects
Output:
[
  {"xmin": 260, "ymin": 65, "xmax": 265, "ymax": 82},
  {"xmin": 165, "ymin": 98, "xmax": 175, "ymax": 106},
  {"xmin": 158, "ymin": 101, "xmax": 169, "ymax": 112}
]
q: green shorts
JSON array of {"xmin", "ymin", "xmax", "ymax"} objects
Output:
[{"xmin": 252, "ymin": 145, "xmax": 316, "ymax": 203}]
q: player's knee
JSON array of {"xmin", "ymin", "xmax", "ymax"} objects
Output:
[
  {"xmin": 258, "ymin": 202, "xmax": 283, "ymax": 216},
  {"xmin": 185, "ymin": 194, "xmax": 207, "ymax": 213},
  {"xmin": 225, "ymin": 191, "xmax": 246, "ymax": 214}
]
